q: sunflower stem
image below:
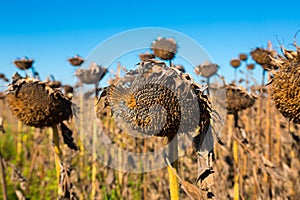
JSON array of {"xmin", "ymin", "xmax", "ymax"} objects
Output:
[
  {"xmin": 0, "ymin": 153, "xmax": 8, "ymax": 200},
  {"xmin": 50, "ymin": 125, "xmax": 62, "ymax": 196},
  {"xmin": 207, "ymin": 77, "xmax": 210, "ymax": 96},
  {"xmin": 167, "ymin": 135, "xmax": 179, "ymax": 200},
  {"xmin": 16, "ymin": 121, "xmax": 23, "ymax": 165},
  {"xmin": 91, "ymin": 95, "xmax": 99, "ymax": 199}
]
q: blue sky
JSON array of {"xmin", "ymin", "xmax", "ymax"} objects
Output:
[{"xmin": 0, "ymin": 0, "xmax": 300, "ymax": 88}]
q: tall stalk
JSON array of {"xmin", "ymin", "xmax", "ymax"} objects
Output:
[
  {"xmin": 167, "ymin": 135, "xmax": 179, "ymax": 200},
  {"xmin": 0, "ymin": 152, "xmax": 8, "ymax": 200},
  {"xmin": 49, "ymin": 125, "xmax": 62, "ymax": 196},
  {"xmin": 16, "ymin": 121, "xmax": 23, "ymax": 164},
  {"xmin": 91, "ymin": 83, "xmax": 100, "ymax": 199}
]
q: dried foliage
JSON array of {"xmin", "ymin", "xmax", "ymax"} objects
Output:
[
  {"xmin": 6, "ymin": 74, "xmax": 72, "ymax": 128},
  {"xmin": 151, "ymin": 37, "xmax": 177, "ymax": 60}
]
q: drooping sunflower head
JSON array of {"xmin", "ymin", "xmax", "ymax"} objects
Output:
[
  {"xmin": 239, "ymin": 53, "xmax": 248, "ymax": 61},
  {"xmin": 194, "ymin": 62, "xmax": 219, "ymax": 78},
  {"xmin": 225, "ymin": 84, "xmax": 257, "ymax": 114},
  {"xmin": 269, "ymin": 42, "xmax": 300, "ymax": 123},
  {"xmin": 230, "ymin": 58, "xmax": 241, "ymax": 69},
  {"xmin": 139, "ymin": 52, "xmax": 155, "ymax": 61},
  {"xmin": 13, "ymin": 57, "xmax": 34, "ymax": 70},
  {"xmin": 6, "ymin": 74, "xmax": 72, "ymax": 128},
  {"xmin": 68, "ymin": 54, "xmax": 84, "ymax": 67},
  {"xmin": 250, "ymin": 47, "xmax": 278, "ymax": 71},
  {"xmin": 100, "ymin": 59, "xmax": 211, "ymax": 139},
  {"xmin": 151, "ymin": 37, "xmax": 177, "ymax": 60},
  {"xmin": 75, "ymin": 62, "xmax": 107, "ymax": 85}
]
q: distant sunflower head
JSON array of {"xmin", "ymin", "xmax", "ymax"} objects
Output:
[
  {"xmin": 13, "ymin": 57, "xmax": 34, "ymax": 70},
  {"xmin": 139, "ymin": 52, "xmax": 155, "ymax": 61},
  {"xmin": 6, "ymin": 74, "xmax": 72, "ymax": 128},
  {"xmin": 225, "ymin": 84, "xmax": 257, "ymax": 114},
  {"xmin": 239, "ymin": 53, "xmax": 248, "ymax": 61},
  {"xmin": 0, "ymin": 73, "xmax": 9, "ymax": 82},
  {"xmin": 250, "ymin": 47, "xmax": 278, "ymax": 71},
  {"xmin": 100, "ymin": 59, "xmax": 211, "ymax": 139},
  {"xmin": 75, "ymin": 62, "xmax": 107, "ymax": 85},
  {"xmin": 194, "ymin": 62, "xmax": 219, "ymax": 78},
  {"xmin": 68, "ymin": 54, "xmax": 84, "ymax": 67},
  {"xmin": 151, "ymin": 37, "xmax": 177, "ymax": 60},
  {"xmin": 246, "ymin": 63, "xmax": 255, "ymax": 70},
  {"xmin": 269, "ymin": 43, "xmax": 300, "ymax": 123},
  {"xmin": 230, "ymin": 59, "xmax": 241, "ymax": 69}
]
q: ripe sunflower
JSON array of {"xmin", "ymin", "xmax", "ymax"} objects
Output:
[
  {"xmin": 268, "ymin": 42, "xmax": 300, "ymax": 123},
  {"xmin": 100, "ymin": 59, "xmax": 211, "ymax": 140},
  {"xmin": 6, "ymin": 74, "xmax": 72, "ymax": 128}
]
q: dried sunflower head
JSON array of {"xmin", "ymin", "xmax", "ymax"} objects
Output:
[
  {"xmin": 68, "ymin": 55, "xmax": 84, "ymax": 67},
  {"xmin": 239, "ymin": 53, "xmax": 248, "ymax": 61},
  {"xmin": 6, "ymin": 74, "xmax": 72, "ymax": 128},
  {"xmin": 13, "ymin": 57, "xmax": 34, "ymax": 70},
  {"xmin": 225, "ymin": 84, "xmax": 257, "ymax": 114},
  {"xmin": 269, "ymin": 43, "xmax": 300, "ymax": 123},
  {"xmin": 246, "ymin": 63, "xmax": 255, "ymax": 70},
  {"xmin": 139, "ymin": 52, "xmax": 155, "ymax": 61},
  {"xmin": 151, "ymin": 37, "xmax": 177, "ymax": 60},
  {"xmin": 100, "ymin": 59, "xmax": 211, "ymax": 139},
  {"xmin": 230, "ymin": 59, "xmax": 241, "ymax": 68},
  {"xmin": 0, "ymin": 73, "xmax": 9, "ymax": 82},
  {"xmin": 75, "ymin": 62, "xmax": 107, "ymax": 85},
  {"xmin": 194, "ymin": 62, "xmax": 219, "ymax": 78},
  {"xmin": 250, "ymin": 47, "xmax": 278, "ymax": 70}
]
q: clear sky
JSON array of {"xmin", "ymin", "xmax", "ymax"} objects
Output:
[{"xmin": 1, "ymin": 0, "xmax": 300, "ymax": 87}]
